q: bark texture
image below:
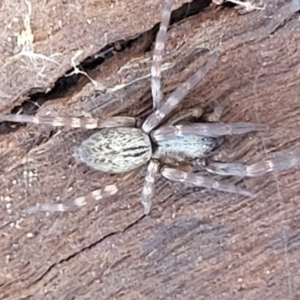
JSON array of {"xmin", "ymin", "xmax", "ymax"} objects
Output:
[{"xmin": 1, "ymin": 0, "xmax": 300, "ymax": 299}]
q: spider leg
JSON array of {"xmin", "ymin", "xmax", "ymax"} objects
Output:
[
  {"xmin": 23, "ymin": 166, "xmax": 144, "ymax": 214},
  {"xmin": 0, "ymin": 114, "xmax": 139, "ymax": 129},
  {"xmin": 142, "ymin": 51, "xmax": 220, "ymax": 133},
  {"xmin": 151, "ymin": 0, "xmax": 173, "ymax": 110},
  {"xmin": 203, "ymin": 149, "xmax": 300, "ymax": 177},
  {"xmin": 141, "ymin": 160, "xmax": 160, "ymax": 214},
  {"xmin": 161, "ymin": 166, "xmax": 255, "ymax": 197},
  {"xmin": 152, "ymin": 122, "xmax": 269, "ymax": 141},
  {"xmin": 23, "ymin": 183, "xmax": 119, "ymax": 214}
]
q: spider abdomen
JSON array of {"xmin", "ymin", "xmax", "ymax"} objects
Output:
[{"xmin": 73, "ymin": 127, "xmax": 152, "ymax": 173}]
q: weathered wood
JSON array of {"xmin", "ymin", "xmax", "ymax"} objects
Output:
[{"xmin": 1, "ymin": 0, "xmax": 300, "ymax": 299}]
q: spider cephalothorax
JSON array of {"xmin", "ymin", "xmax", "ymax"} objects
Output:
[{"xmin": 0, "ymin": 0, "xmax": 289, "ymax": 215}]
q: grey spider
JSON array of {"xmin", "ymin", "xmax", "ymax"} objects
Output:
[{"xmin": 0, "ymin": 0, "xmax": 288, "ymax": 215}]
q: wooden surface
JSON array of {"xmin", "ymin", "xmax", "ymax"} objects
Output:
[{"xmin": 1, "ymin": 0, "xmax": 300, "ymax": 299}]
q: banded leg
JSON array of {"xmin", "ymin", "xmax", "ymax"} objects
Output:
[
  {"xmin": 0, "ymin": 114, "xmax": 139, "ymax": 129},
  {"xmin": 23, "ymin": 183, "xmax": 119, "ymax": 214},
  {"xmin": 203, "ymin": 149, "xmax": 300, "ymax": 177},
  {"xmin": 141, "ymin": 160, "xmax": 160, "ymax": 214},
  {"xmin": 23, "ymin": 167, "xmax": 143, "ymax": 214},
  {"xmin": 152, "ymin": 122, "xmax": 269, "ymax": 141},
  {"xmin": 161, "ymin": 166, "xmax": 255, "ymax": 197},
  {"xmin": 151, "ymin": 0, "xmax": 173, "ymax": 110},
  {"xmin": 142, "ymin": 51, "xmax": 220, "ymax": 133}
]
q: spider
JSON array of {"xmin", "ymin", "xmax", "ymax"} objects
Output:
[{"xmin": 0, "ymin": 0, "xmax": 288, "ymax": 215}]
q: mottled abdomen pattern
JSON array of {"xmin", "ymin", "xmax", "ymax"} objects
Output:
[{"xmin": 73, "ymin": 128, "xmax": 152, "ymax": 173}]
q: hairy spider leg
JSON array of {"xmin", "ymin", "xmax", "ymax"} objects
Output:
[
  {"xmin": 0, "ymin": 114, "xmax": 139, "ymax": 129},
  {"xmin": 152, "ymin": 122, "xmax": 269, "ymax": 141},
  {"xmin": 141, "ymin": 160, "xmax": 160, "ymax": 214},
  {"xmin": 203, "ymin": 149, "xmax": 300, "ymax": 177},
  {"xmin": 23, "ymin": 183, "xmax": 120, "ymax": 214},
  {"xmin": 151, "ymin": 0, "xmax": 173, "ymax": 110},
  {"xmin": 23, "ymin": 166, "xmax": 143, "ymax": 214},
  {"xmin": 161, "ymin": 166, "xmax": 255, "ymax": 197}
]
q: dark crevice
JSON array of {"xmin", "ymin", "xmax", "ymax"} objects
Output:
[
  {"xmin": 28, "ymin": 213, "xmax": 145, "ymax": 291},
  {"xmin": 4, "ymin": 0, "xmax": 212, "ymax": 121}
]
